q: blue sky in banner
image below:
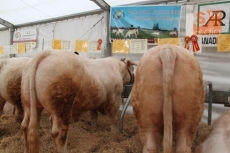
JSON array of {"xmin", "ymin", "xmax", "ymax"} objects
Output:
[{"xmin": 110, "ymin": 5, "xmax": 182, "ymax": 31}]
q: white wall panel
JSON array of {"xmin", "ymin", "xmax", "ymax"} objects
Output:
[
  {"xmin": 15, "ymin": 23, "xmax": 54, "ymax": 58},
  {"xmin": 15, "ymin": 13, "xmax": 104, "ymax": 58},
  {"xmin": 0, "ymin": 30, "xmax": 10, "ymax": 59},
  {"xmin": 0, "ymin": 30, "xmax": 10, "ymax": 46}
]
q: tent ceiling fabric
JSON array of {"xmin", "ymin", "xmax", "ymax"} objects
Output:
[
  {"xmin": 0, "ymin": 0, "xmax": 100, "ymax": 25},
  {"xmin": 0, "ymin": 0, "xmax": 171, "ymax": 27},
  {"xmin": 105, "ymin": 0, "xmax": 150, "ymax": 6}
]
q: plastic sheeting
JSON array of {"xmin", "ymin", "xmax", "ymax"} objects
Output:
[
  {"xmin": 14, "ymin": 13, "xmax": 103, "ymax": 58},
  {"xmin": 0, "ymin": 30, "xmax": 10, "ymax": 46},
  {"xmin": 0, "ymin": 0, "xmax": 100, "ymax": 25},
  {"xmin": 0, "ymin": 30, "xmax": 10, "ymax": 59}
]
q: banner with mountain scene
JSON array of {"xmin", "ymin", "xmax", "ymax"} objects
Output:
[{"xmin": 110, "ymin": 5, "xmax": 182, "ymax": 42}]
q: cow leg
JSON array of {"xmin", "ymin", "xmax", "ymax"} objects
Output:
[
  {"xmin": 21, "ymin": 106, "xmax": 43, "ymax": 153},
  {"xmin": 141, "ymin": 130, "xmax": 161, "ymax": 153},
  {"xmin": 175, "ymin": 111, "xmax": 201, "ymax": 153},
  {"xmin": 90, "ymin": 110, "xmax": 98, "ymax": 128},
  {"xmin": 14, "ymin": 104, "xmax": 25, "ymax": 124},
  {"xmin": 0, "ymin": 97, "xmax": 6, "ymax": 116},
  {"xmin": 51, "ymin": 115, "xmax": 69, "ymax": 153},
  {"xmin": 21, "ymin": 107, "xmax": 30, "ymax": 153},
  {"xmin": 175, "ymin": 131, "xmax": 194, "ymax": 153},
  {"xmin": 107, "ymin": 98, "xmax": 121, "ymax": 132}
]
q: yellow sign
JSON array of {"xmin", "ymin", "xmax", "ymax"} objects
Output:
[
  {"xmin": 52, "ymin": 39, "xmax": 62, "ymax": 50},
  {"xmin": 18, "ymin": 43, "xmax": 26, "ymax": 53},
  {"xmin": 75, "ymin": 40, "xmax": 88, "ymax": 52},
  {"xmin": 158, "ymin": 38, "xmax": 179, "ymax": 46},
  {"xmin": 217, "ymin": 34, "xmax": 230, "ymax": 52},
  {"xmin": 0, "ymin": 46, "xmax": 3, "ymax": 55},
  {"xmin": 112, "ymin": 39, "xmax": 130, "ymax": 54}
]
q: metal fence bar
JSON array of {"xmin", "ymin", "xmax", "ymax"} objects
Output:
[
  {"xmin": 119, "ymin": 91, "xmax": 132, "ymax": 134},
  {"xmin": 203, "ymin": 81, "xmax": 213, "ymax": 125}
]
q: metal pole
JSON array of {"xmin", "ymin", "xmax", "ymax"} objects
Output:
[
  {"xmin": 9, "ymin": 27, "xmax": 15, "ymax": 58},
  {"xmin": 119, "ymin": 91, "xmax": 132, "ymax": 134},
  {"xmin": 203, "ymin": 81, "xmax": 213, "ymax": 125},
  {"xmin": 101, "ymin": 11, "xmax": 111, "ymax": 58}
]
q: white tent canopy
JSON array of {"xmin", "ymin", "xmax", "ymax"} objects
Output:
[
  {"xmin": 0, "ymin": 0, "xmax": 191, "ymax": 29},
  {"xmin": 0, "ymin": 0, "xmax": 221, "ymax": 29}
]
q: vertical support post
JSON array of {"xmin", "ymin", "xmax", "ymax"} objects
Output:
[
  {"xmin": 9, "ymin": 27, "xmax": 15, "ymax": 58},
  {"xmin": 101, "ymin": 11, "xmax": 111, "ymax": 58},
  {"xmin": 119, "ymin": 90, "xmax": 132, "ymax": 134},
  {"xmin": 204, "ymin": 81, "xmax": 213, "ymax": 125}
]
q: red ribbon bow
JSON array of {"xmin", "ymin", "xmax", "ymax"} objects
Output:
[
  {"xmin": 184, "ymin": 36, "xmax": 190, "ymax": 50},
  {"xmin": 97, "ymin": 39, "xmax": 102, "ymax": 50},
  {"xmin": 190, "ymin": 35, "xmax": 200, "ymax": 52}
]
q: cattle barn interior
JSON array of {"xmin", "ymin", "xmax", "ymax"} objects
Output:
[{"xmin": 0, "ymin": 0, "xmax": 230, "ymax": 152}]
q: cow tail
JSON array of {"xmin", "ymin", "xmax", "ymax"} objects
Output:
[
  {"xmin": 28, "ymin": 51, "xmax": 51, "ymax": 152},
  {"xmin": 159, "ymin": 47, "xmax": 176, "ymax": 153}
]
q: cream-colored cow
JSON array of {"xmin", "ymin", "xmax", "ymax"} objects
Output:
[
  {"xmin": 195, "ymin": 97, "xmax": 230, "ymax": 153},
  {"xmin": 0, "ymin": 57, "xmax": 31, "ymax": 123},
  {"xmin": 169, "ymin": 31, "xmax": 177, "ymax": 36},
  {"xmin": 132, "ymin": 45, "xmax": 204, "ymax": 153},
  {"xmin": 20, "ymin": 50, "xmax": 137, "ymax": 153}
]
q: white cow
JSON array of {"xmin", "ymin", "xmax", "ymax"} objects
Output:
[
  {"xmin": 125, "ymin": 29, "xmax": 139, "ymax": 38},
  {"xmin": 20, "ymin": 50, "xmax": 137, "ymax": 153},
  {"xmin": 111, "ymin": 29, "xmax": 117, "ymax": 33},
  {"xmin": 116, "ymin": 29, "xmax": 125, "ymax": 36},
  {"xmin": 169, "ymin": 31, "xmax": 177, "ymax": 36},
  {"xmin": 195, "ymin": 97, "xmax": 230, "ymax": 153},
  {"xmin": 0, "ymin": 57, "xmax": 31, "ymax": 123},
  {"xmin": 152, "ymin": 31, "xmax": 160, "ymax": 36}
]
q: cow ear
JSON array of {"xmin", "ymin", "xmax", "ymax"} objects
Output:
[
  {"xmin": 126, "ymin": 60, "xmax": 131, "ymax": 67},
  {"xmin": 126, "ymin": 60, "xmax": 138, "ymax": 67}
]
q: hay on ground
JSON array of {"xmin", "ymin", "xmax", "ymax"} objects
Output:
[{"xmin": 0, "ymin": 111, "xmax": 211, "ymax": 153}]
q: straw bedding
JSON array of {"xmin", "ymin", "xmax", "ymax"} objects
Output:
[{"xmin": 0, "ymin": 110, "xmax": 211, "ymax": 153}]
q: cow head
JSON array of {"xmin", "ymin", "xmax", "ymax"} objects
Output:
[{"xmin": 120, "ymin": 58, "xmax": 137, "ymax": 84}]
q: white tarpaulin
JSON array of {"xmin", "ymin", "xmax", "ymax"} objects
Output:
[
  {"xmin": 15, "ymin": 13, "xmax": 104, "ymax": 58},
  {"xmin": 0, "ymin": 30, "xmax": 10, "ymax": 46},
  {"xmin": 0, "ymin": 30, "xmax": 10, "ymax": 59}
]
